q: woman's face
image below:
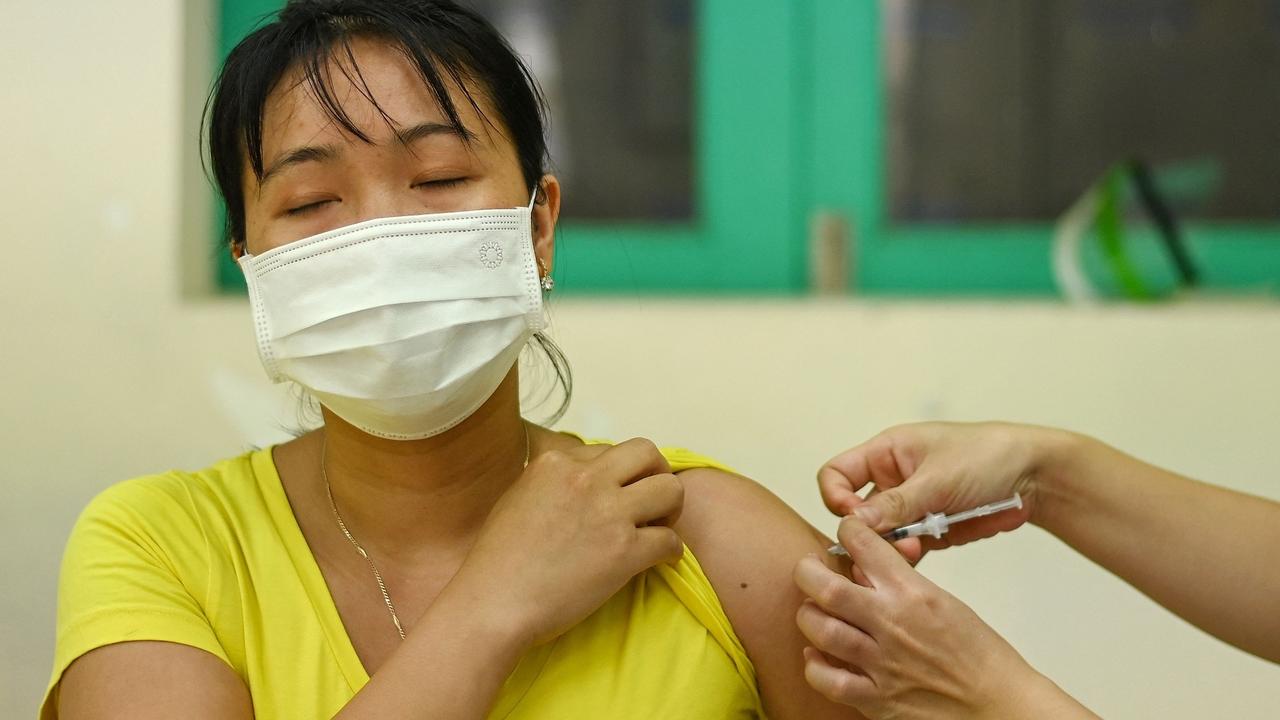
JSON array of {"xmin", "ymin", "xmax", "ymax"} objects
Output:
[{"xmin": 238, "ymin": 35, "xmax": 558, "ymax": 260}]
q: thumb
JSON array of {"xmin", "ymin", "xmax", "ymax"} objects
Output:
[
  {"xmin": 850, "ymin": 484, "xmax": 925, "ymax": 532},
  {"xmin": 835, "ymin": 515, "xmax": 910, "ymax": 586},
  {"xmin": 817, "ymin": 465, "xmax": 862, "ymax": 516}
]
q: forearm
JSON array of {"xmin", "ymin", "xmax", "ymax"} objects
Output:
[
  {"xmin": 334, "ymin": 579, "xmax": 529, "ymax": 720},
  {"xmin": 999, "ymin": 670, "xmax": 1099, "ymax": 719},
  {"xmin": 1033, "ymin": 431, "xmax": 1280, "ymax": 662}
]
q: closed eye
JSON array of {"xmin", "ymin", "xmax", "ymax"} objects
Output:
[
  {"xmin": 285, "ymin": 199, "xmax": 334, "ymax": 216},
  {"xmin": 284, "ymin": 178, "xmax": 465, "ymax": 217},
  {"xmin": 414, "ymin": 178, "xmax": 467, "ymax": 190}
]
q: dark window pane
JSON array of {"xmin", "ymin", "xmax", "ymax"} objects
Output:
[
  {"xmin": 886, "ymin": 0, "xmax": 1280, "ymax": 221},
  {"xmin": 467, "ymin": 0, "xmax": 696, "ymax": 221}
]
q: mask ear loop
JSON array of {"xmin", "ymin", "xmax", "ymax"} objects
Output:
[{"xmin": 527, "ymin": 184, "xmax": 555, "ymax": 292}]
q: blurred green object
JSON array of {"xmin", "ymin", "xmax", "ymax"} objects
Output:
[{"xmin": 1053, "ymin": 159, "xmax": 1212, "ymax": 302}]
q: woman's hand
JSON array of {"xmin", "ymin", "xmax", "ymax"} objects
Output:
[
  {"xmin": 793, "ymin": 517, "xmax": 1096, "ymax": 719},
  {"xmin": 817, "ymin": 422, "xmax": 1069, "ymax": 553},
  {"xmin": 450, "ymin": 438, "xmax": 685, "ymax": 648}
]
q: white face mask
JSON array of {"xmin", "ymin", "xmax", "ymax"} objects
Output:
[{"xmin": 238, "ymin": 193, "xmax": 545, "ymax": 440}]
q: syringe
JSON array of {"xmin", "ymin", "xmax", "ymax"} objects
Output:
[{"xmin": 827, "ymin": 493, "xmax": 1023, "ymax": 557}]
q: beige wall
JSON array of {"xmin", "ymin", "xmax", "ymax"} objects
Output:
[{"xmin": 3, "ymin": 1, "xmax": 1277, "ymax": 717}]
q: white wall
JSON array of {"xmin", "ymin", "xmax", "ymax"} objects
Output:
[{"xmin": 2, "ymin": 2, "xmax": 1277, "ymax": 717}]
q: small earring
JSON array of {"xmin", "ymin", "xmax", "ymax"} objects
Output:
[{"xmin": 539, "ymin": 258, "xmax": 555, "ymax": 292}]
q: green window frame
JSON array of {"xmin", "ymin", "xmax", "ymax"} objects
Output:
[
  {"xmin": 213, "ymin": 0, "xmax": 809, "ymax": 295},
  {"xmin": 811, "ymin": 0, "xmax": 1280, "ymax": 296},
  {"xmin": 213, "ymin": 0, "xmax": 1280, "ymax": 296}
]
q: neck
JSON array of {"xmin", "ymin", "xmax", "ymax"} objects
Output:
[{"xmin": 318, "ymin": 370, "xmax": 529, "ymax": 563}]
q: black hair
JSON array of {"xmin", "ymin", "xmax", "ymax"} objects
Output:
[
  {"xmin": 205, "ymin": 0, "xmax": 571, "ymax": 425},
  {"xmin": 206, "ymin": 0, "xmax": 548, "ymax": 248}
]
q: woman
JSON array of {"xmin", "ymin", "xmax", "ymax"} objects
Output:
[
  {"xmin": 42, "ymin": 2, "xmax": 864, "ymax": 718},
  {"xmin": 795, "ymin": 421, "xmax": 1280, "ymax": 718}
]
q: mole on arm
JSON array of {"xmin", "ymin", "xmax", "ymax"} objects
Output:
[{"xmin": 739, "ymin": 582, "xmax": 749, "ymax": 589}]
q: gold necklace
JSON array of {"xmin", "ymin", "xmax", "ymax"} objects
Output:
[{"xmin": 321, "ymin": 424, "xmax": 531, "ymax": 641}]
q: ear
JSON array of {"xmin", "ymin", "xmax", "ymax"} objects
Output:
[
  {"xmin": 531, "ymin": 174, "xmax": 560, "ymax": 276},
  {"xmin": 230, "ymin": 242, "xmax": 245, "ymax": 261}
]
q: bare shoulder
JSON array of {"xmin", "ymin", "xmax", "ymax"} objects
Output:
[
  {"xmin": 671, "ymin": 468, "xmax": 836, "ymax": 625},
  {"xmin": 56, "ymin": 641, "xmax": 252, "ymax": 720},
  {"xmin": 674, "ymin": 467, "xmax": 831, "ymax": 551},
  {"xmin": 672, "ymin": 467, "xmax": 864, "ymax": 720}
]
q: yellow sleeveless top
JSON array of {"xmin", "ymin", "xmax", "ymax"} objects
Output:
[{"xmin": 42, "ymin": 444, "xmax": 764, "ymax": 719}]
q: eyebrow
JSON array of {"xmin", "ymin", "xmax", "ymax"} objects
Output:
[
  {"xmin": 259, "ymin": 121, "xmax": 475, "ymax": 189},
  {"xmin": 259, "ymin": 144, "xmax": 338, "ymax": 189},
  {"xmin": 395, "ymin": 120, "xmax": 475, "ymax": 146}
]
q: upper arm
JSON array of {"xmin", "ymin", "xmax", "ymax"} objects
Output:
[
  {"xmin": 56, "ymin": 642, "xmax": 252, "ymax": 720},
  {"xmin": 44, "ymin": 479, "xmax": 246, "ymax": 719},
  {"xmin": 673, "ymin": 468, "xmax": 867, "ymax": 720}
]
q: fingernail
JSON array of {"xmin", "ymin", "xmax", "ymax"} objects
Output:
[{"xmin": 852, "ymin": 505, "xmax": 880, "ymax": 527}]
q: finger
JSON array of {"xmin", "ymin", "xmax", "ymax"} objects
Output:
[
  {"xmin": 632, "ymin": 525, "xmax": 685, "ymax": 567},
  {"xmin": 849, "ymin": 563, "xmax": 872, "ymax": 588},
  {"xmin": 796, "ymin": 599, "xmax": 879, "ymax": 668},
  {"xmin": 793, "ymin": 555, "xmax": 878, "ymax": 629},
  {"xmin": 836, "ymin": 515, "xmax": 911, "ymax": 588},
  {"xmin": 818, "ymin": 430, "xmax": 919, "ymax": 517},
  {"xmin": 802, "ymin": 646, "xmax": 877, "ymax": 708},
  {"xmin": 853, "ymin": 480, "xmax": 941, "ymax": 532},
  {"xmin": 817, "ymin": 435, "xmax": 893, "ymax": 516},
  {"xmin": 598, "ymin": 438, "xmax": 673, "ymax": 486},
  {"xmin": 863, "ymin": 488, "xmax": 926, "ymax": 564},
  {"xmin": 820, "ymin": 430, "xmax": 926, "ymax": 506},
  {"xmin": 918, "ymin": 535, "xmax": 950, "ymax": 555},
  {"xmin": 621, "ymin": 473, "xmax": 684, "ymax": 526},
  {"xmin": 923, "ymin": 512, "xmax": 1023, "ymax": 550},
  {"xmin": 893, "ymin": 537, "xmax": 926, "ymax": 566},
  {"xmin": 817, "ymin": 464, "xmax": 864, "ymax": 517}
]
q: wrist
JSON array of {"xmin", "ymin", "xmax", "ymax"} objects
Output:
[
  {"xmin": 430, "ymin": 568, "xmax": 535, "ymax": 658},
  {"xmin": 977, "ymin": 661, "xmax": 1090, "ymax": 717},
  {"xmin": 990, "ymin": 667, "xmax": 1092, "ymax": 719},
  {"xmin": 1022, "ymin": 426, "xmax": 1091, "ymax": 531}
]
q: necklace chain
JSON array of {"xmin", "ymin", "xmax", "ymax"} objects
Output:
[{"xmin": 321, "ymin": 424, "xmax": 531, "ymax": 641}]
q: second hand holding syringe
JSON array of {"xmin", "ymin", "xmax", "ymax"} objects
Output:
[{"xmin": 827, "ymin": 493, "xmax": 1023, "ymax": 557}]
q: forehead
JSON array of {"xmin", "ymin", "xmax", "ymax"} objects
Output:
[{"xmin": 259, "ymin": 35, "xmax": 501, "ymax": 158}]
